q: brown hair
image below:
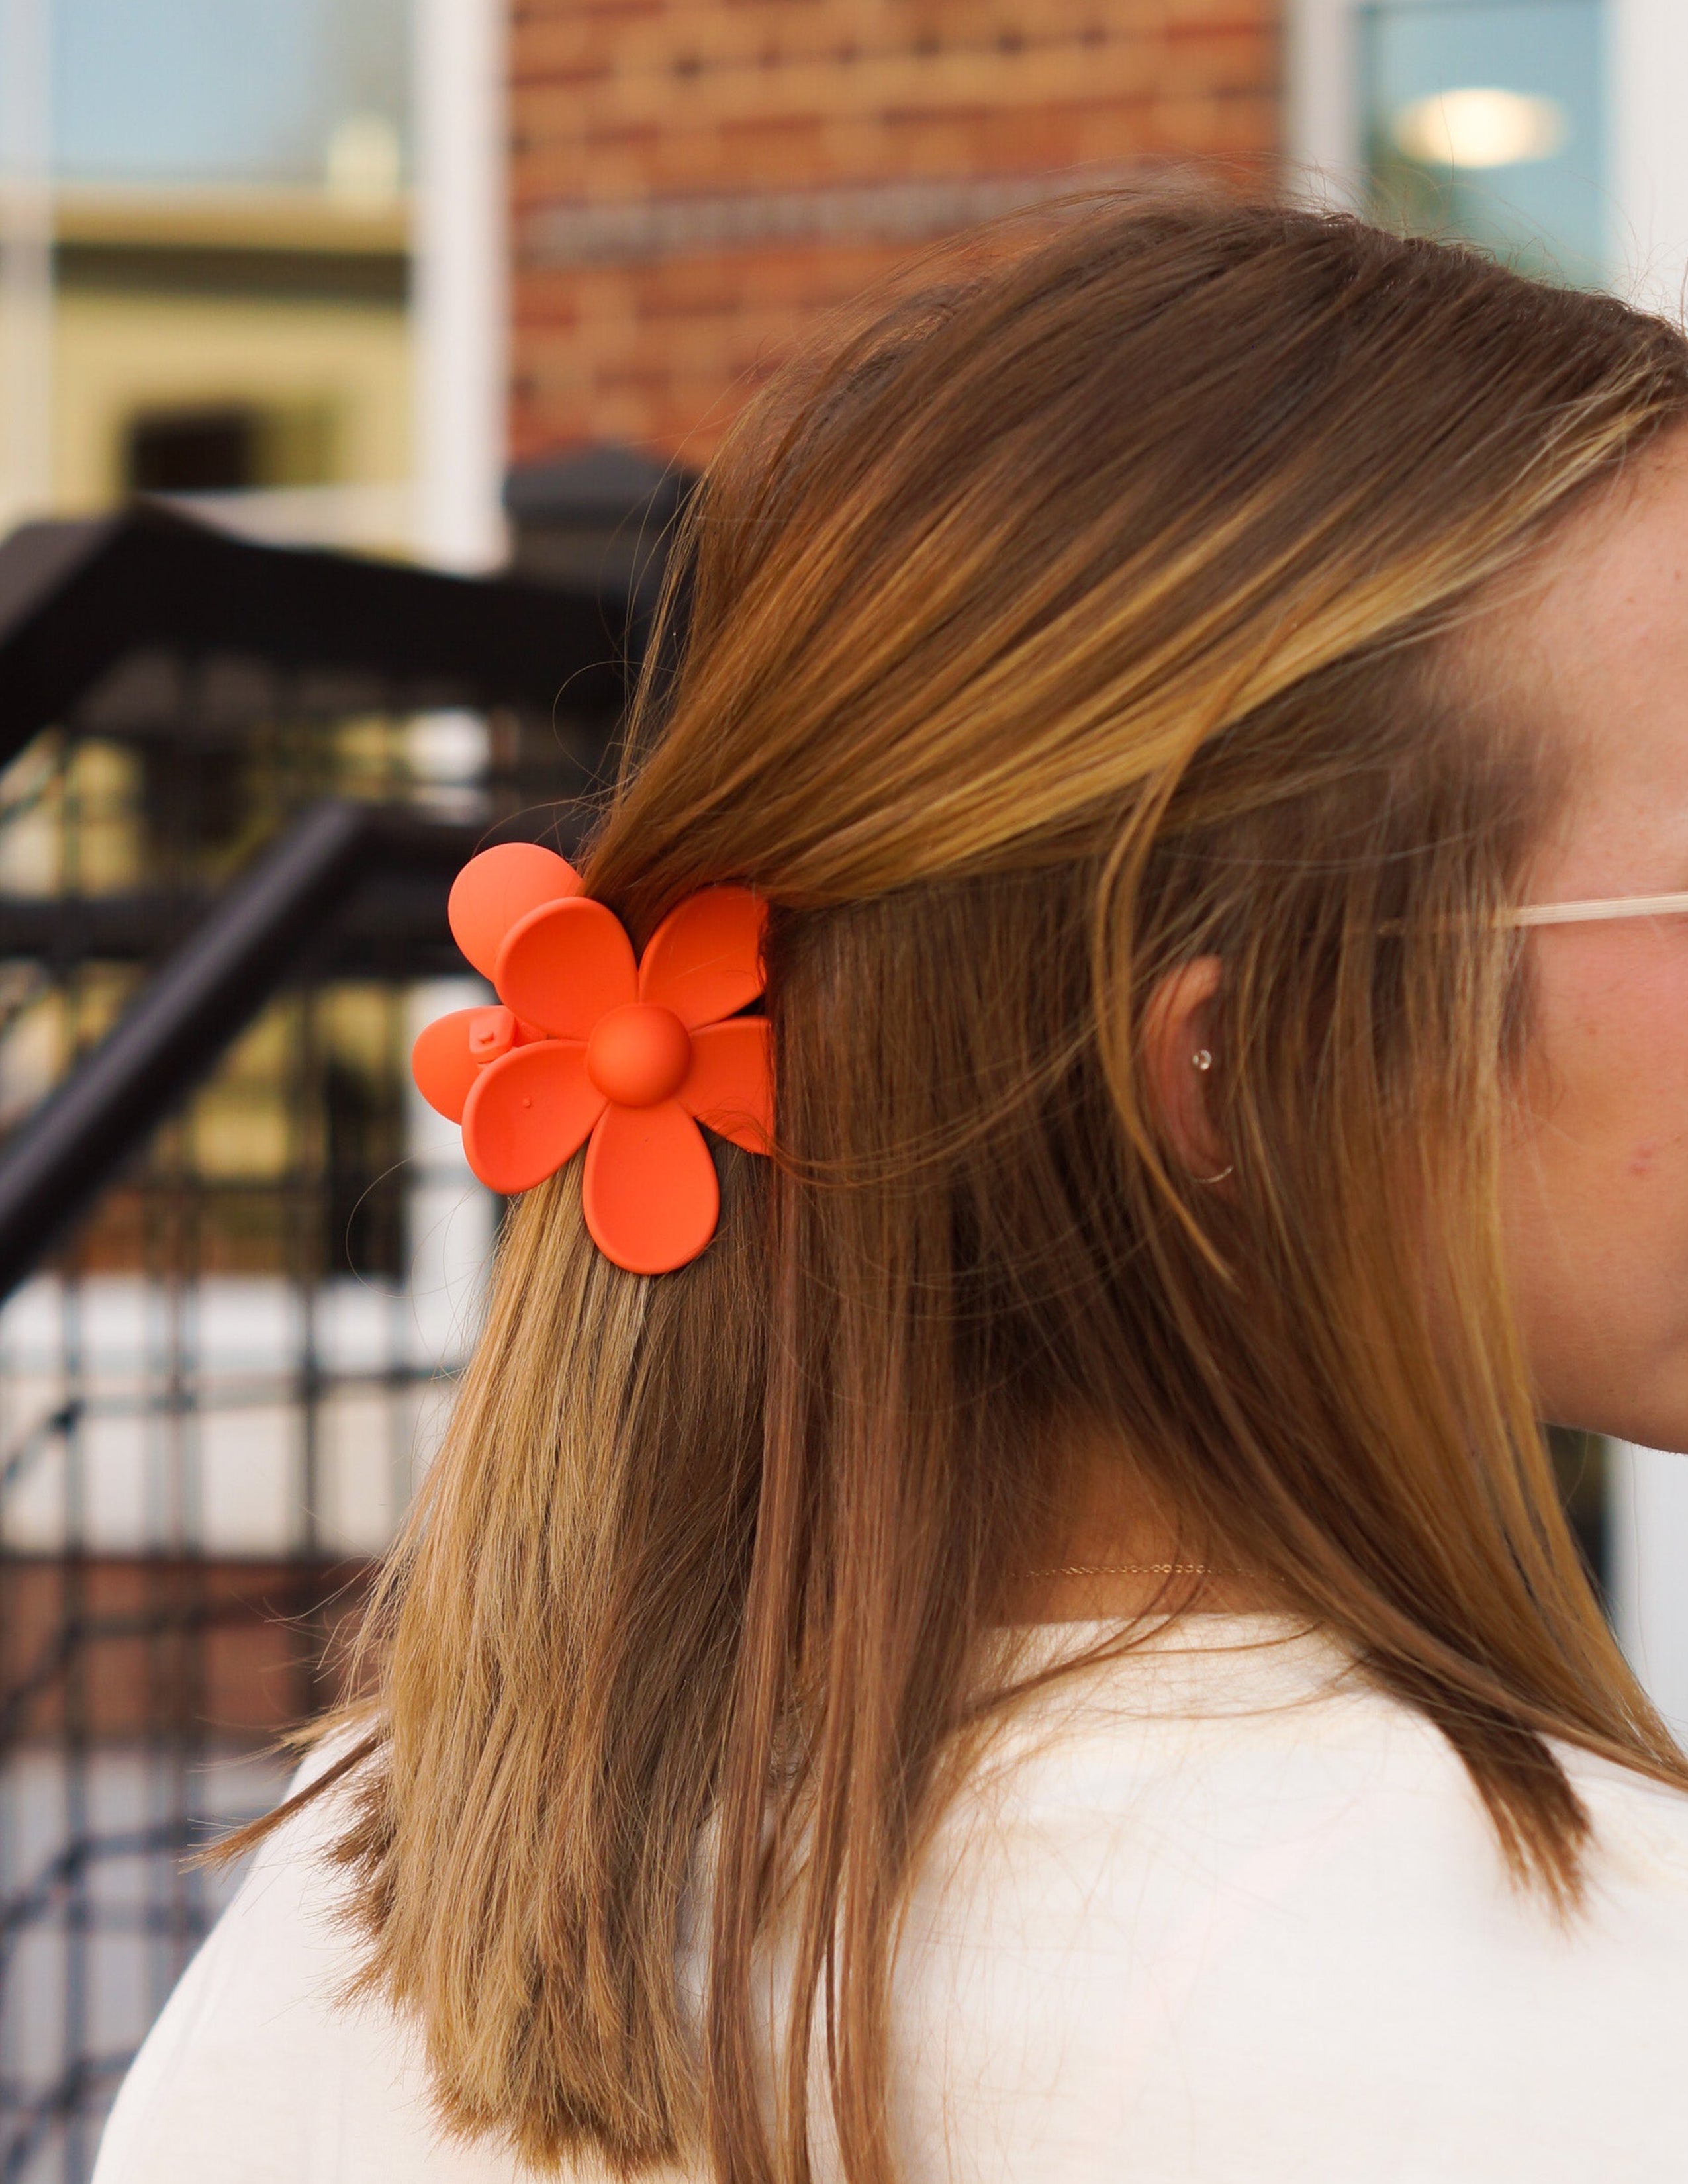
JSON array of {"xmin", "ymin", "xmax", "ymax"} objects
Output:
[{"xmin": 262, "ymin": 196, "xmax": 1688, "ymax": 2183}]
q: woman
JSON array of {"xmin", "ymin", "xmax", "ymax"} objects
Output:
[{"xmin": 97, "ymin": 195, "xmax": 1688, "ymax": 2182}]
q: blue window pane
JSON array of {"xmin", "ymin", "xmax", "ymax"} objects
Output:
[
  {"xmin": 1361, "ymin": 1, "xmax": 1606, "ymax": 285},
  {"xmin": 52, "ymin": 0, "xmax": 408, "ymax": 191}
]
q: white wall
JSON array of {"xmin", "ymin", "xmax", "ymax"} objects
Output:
[
  {"xmin": 412, "ymin": 0, "xmax": 508, "ymax": 570},
  {"xmin": 1611, "ymin": 1442, "xmax": 1688, "ymax": 1739},
  {"xmin": 1609, "ymin": 0, "xmax": 1688, "ymax": 310},
  {"xmin": 1286, "ymin": 0, "xmax": 1364, "ymax": 201}
]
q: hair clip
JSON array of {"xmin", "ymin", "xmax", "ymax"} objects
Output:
[{"xmin": 412, "ymin": 843, "xmax": 773, "ymax": 1274}]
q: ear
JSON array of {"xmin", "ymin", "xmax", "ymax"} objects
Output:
[{"xmin": 1141, "ymin": 955, "xmax": 1225, "ymax": 1176}]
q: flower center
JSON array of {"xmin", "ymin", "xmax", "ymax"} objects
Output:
[{"xmin": 586, "ymin": 1003, "xmax": 691, "ymax": 1107}]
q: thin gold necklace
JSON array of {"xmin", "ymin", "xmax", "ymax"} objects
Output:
[{"xmin": 1031, "ymin": 1561, "xmax": 1220, "ymax": 1578}]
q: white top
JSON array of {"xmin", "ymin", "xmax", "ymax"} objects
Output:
[{"xmin": 95, "ymin": 1615, "xmax": 1688, "ymax": 2183}]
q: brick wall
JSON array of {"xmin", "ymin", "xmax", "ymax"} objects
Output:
[
  {"xmin": 3, "ymin": 1557, "xmax": 370, "ymax": 1741},
  {"xmin": 510, "ymin": 1, "xmax": 1282, "ymax": 467}
]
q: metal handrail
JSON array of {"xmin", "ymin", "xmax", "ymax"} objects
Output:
[{"xmin": 0, "ymin": 799, "xmax": 518, "ymax": 1297}]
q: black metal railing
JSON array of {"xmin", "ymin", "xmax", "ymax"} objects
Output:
[{"xmin": 0, "ymin": 497, "xmax": 643, "ymax": 2184}]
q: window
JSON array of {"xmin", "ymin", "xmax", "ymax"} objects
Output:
[
  {"xmin": 1358, "ymin": 1, "xmax": 1607, "ymax": 283},
  {"xmin": 123, "ymin": 404, "xmax": 338, "ymax": 497},
  {"xmin": 125, "ymin": 407, "xmax": 260, "ymax": 494},
  {"xmin": 52, "ymin": 0, "xmax": 408, "ymax": 196}
]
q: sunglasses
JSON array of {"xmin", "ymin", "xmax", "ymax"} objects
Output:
[{"xmin": 1510, "ymin": 891, "xmax": 1688, "ymax": 927}]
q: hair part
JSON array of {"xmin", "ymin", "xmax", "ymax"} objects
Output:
[{"xmin": 244, "ymin": 193, "xmax": 1688, "ymax": 2184}]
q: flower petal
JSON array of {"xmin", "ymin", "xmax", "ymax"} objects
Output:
[
  {"xmin": 495, "ymin": 897, "xmax": 637, "ymax": 1039},
  {"xmin": 448, "ymin": 843, "xmax": 581, "ymax": 981},
  {"xmin": 583, "ymin": 1100, "xmax": 720, "ymax": 1273},
  {"xmin": 411, "ymin": 1009, "xmax": 484, "ymax": 1124},
  {"xmin": 461, "ymin": 1040, "xmax": 603, "ymax": 1194},
  {"xmin": 637, "ymin": 887, "xmax": 767, "ymax": 1028},
  {"xmin": 680, "ymin": 1018, "xmax": 773, "ymax": 1153}
]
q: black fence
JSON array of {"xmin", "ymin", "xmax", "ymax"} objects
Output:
[{"xmin": 0, "ymin": 489, "xmax": 647, "ymax": 2183}]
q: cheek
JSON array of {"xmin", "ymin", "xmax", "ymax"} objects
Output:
[
  {"xmin": 1505, "ymin": 942, "xmax": 1688, "ymax": 1437},
  {"xmin": 1523, "ymin": 942, "xmax": 1688, "ymax": 1186}
]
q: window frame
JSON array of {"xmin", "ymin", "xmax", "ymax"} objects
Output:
[{"xmin": 1286, "ymin": 0, "xmax": 1688, "ymax": 309}]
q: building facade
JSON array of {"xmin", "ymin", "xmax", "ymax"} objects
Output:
[{"xmin": 508, "ymin": 0, "xmax": 1282, "ymax": 466}]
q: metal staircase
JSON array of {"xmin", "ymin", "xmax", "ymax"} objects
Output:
[{"xmin": 0, "ymin": 496, "xmax": 645, "ymax": 2183}]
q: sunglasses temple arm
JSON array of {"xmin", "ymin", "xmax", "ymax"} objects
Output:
[{"xmin": 1505, "ymin": 891, "xmax": 1688, "ymax": 927}]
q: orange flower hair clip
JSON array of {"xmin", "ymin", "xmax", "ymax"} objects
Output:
[{"xmin": 412, "ymin": 844, "xmax": 773, "ymax": 1274}]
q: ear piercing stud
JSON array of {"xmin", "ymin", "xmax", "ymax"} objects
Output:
[{"xmin": 1188, "ymin": 1049, "xmax": 1231, "ymax": 1181}]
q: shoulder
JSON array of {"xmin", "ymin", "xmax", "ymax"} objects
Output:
[
  {"xmin": 969, "ymin": 1619, "xmax": 1688, "ymax": 1946},
  {"xmin": 892, "ymin": 1619, "xmax": 1688, "ymax": 2182},
  {"xmin": 1559, "ymin": 1739, "xmax": 1688, "ymax": 1897},
  {"xmin": 92, "ymin": 1741, "xmax": 521, "ymax": 2184}
]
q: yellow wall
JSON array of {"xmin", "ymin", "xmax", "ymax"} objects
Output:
[{"xmin": 51, "ymin": 287, "xmax": 412, "ymax": 512}]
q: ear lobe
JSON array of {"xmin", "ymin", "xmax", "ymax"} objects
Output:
[{"xmin": 1141, "ymin": 955, "xmax": 1226, "ymax": 1177}]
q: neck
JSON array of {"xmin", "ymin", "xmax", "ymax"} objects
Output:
[{"xmin": 1012, "ymin": 1432, "xmax": 1270, "ymax": 1625}]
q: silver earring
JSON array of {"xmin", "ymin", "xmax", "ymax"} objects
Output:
[
  {"xmin": 1189, "ymin": 1050, "xmax": 1227, "ymax": 1177},
  {"xmin": 1188, "ymin": 1044, "xmax": 1223, "ymax": 1179}
]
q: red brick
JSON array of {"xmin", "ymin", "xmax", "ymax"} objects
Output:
[{"xmin": 509, "ymin": 0, "xmax": 1284, "ymax": 463}]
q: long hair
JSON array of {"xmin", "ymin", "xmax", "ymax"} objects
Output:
[{"xmin": 259, "ymin": 197, "xmax": 1688, "ymax": 2183}]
